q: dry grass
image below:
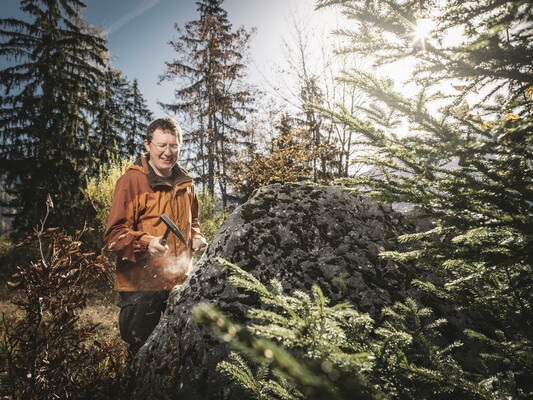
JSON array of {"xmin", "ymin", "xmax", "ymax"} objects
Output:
[
  {"xmin": 0, "ymin": 280, "xmax": 22, "ymax": 327},
  {"xmin": 0, "ymin": 281, "xmax": 123, "ymax": 347},
  {"xmin": 80, "ymin": 291, "xmax": 123, "ymax": 343},
  {"xmin": 0, "ymin": 301, "xmax": 19, "ymax": 330}
]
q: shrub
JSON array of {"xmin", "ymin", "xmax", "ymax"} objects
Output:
[
  {"xmin": 83, "ymin": 157, "xmax": 132, "ymax": 242},
  {"xmin": 197, "ymin": 189, "xmax": 229, "ymax": 242},
  {"xmin": 0, "ymin": 198, "xmax": 130, "ymax": 399}
]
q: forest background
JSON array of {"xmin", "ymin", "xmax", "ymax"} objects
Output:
[{"xmin": 0, "ymin": 0, "xmax": 531, "ymax": 399}]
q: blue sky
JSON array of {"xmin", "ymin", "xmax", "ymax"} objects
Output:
[{"xmin": 1, "ymin": 0, "xmax": 329, "ymax": 114}]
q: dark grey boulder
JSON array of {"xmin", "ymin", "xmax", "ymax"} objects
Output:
[{"xmin": 131, "ymin": 183, "xmax": 426, "ymax": 399}]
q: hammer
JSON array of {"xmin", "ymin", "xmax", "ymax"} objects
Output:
[{"xmin": 160, "ymin": 214, "xmax": 187, "ymax": 246}]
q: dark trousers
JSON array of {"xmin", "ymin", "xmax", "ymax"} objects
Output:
[{"xmin": 118, "ymin": 291, "xmax": 169, "ymax": 354}]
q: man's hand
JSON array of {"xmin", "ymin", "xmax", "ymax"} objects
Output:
[
  {"xmin": 149, "ymin": 237, "xmax": 169, "ymax": 257},
  {"xmin": 192, "ymin": 237, "xmax": 208, "ymax": 254}
]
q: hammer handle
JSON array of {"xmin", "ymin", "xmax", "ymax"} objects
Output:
[{"xmin": 160, "ymin": 229, "xmax": 170, "ymax": 246}]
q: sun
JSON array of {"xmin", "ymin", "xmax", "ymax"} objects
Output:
[
  {"xmin": 409, "ymin": 18, "xmax": 437, "ymax": 51},
  {"xmin": 414, "ymin": 18, "xmax": 436, "ymax": 41}
]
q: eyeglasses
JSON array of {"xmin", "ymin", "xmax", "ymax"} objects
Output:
[{"xmin": 150, "ymin": 142, "xmax": 180, "ymax": 153}]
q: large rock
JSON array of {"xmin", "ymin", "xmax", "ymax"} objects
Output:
[{"xmin": 132, "ymin": 183, "xmax": 426, "ymax": 399}]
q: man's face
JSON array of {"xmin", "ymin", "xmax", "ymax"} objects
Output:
[{"xmin": 144, "ymin": 128, "xmax": 180, "ymax": 176}]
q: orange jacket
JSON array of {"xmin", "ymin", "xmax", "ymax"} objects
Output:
[{"xmin": 104, "ymin": 155, "xmax": 204, "ymax": 291}]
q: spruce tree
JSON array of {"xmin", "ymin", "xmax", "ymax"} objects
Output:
[
  {"xmin": 123, "ymin": 78, "xmax": 152, "ymax": 158},
  {"xmin": 91, "ymin": 66, "xmax": 128, "ymax": 166},
  {"xmin": 160, "ymin": 0, "xmax": 255, "ymax": 206},
  {"xmin": 316, "ymin": 0, "xmax": 532, "ymax": 394},
  {"xmin": 92, "ymin": 71, "xmax": 152, "ymax": 163},
  {"xmin": 195, "ymin": 259, "xmax": 497, "ymax": 399},
  {"xmin": 0, "ymin": 0, "xmax": 107, "ymax": 232}
]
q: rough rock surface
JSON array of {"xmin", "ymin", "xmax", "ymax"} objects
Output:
[{"xmin": 132, "ymin": 183, "xmax": 425, "ymax": 399}]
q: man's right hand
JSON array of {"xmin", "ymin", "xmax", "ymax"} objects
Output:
[{"xmin": 148, "ymin": 237, "xmax": 168, "ymax": 257}]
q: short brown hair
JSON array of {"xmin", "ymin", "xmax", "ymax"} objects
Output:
[{"xmin": 146, "ymin": 117, "xmax": 183, "ymax": 145}]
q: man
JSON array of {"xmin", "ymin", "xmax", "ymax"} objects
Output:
[{"xmin": 104, "ymin": 116, "xmax": 207, "ymax": 354}]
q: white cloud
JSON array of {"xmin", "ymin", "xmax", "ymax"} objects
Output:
[{"xmin": 103, "ymin": 0, "xmax": 160, "ymax": 36}]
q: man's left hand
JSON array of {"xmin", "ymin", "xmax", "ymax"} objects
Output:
[{"xmin": 192, "ymin": 237, "xmax": 208, "ymax": 254}]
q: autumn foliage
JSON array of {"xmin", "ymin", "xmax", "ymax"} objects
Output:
[{"xmin": 229, "ymin": 125, "xmax": 334, "ymax": 199}]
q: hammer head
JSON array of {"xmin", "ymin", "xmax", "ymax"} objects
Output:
[{"xmin": 160, "ymin": 214, "xmax": 187, "ymax": 246}]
